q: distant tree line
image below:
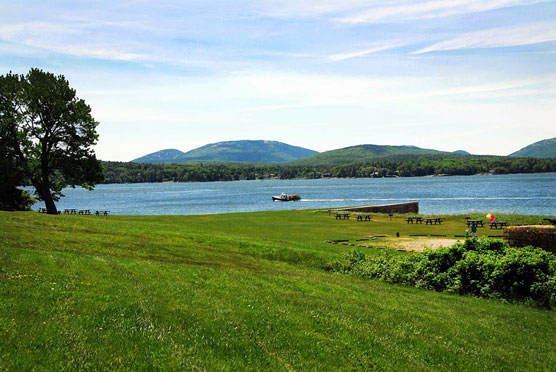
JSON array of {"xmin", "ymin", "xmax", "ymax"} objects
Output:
[
  {"xmin": 332, "ymin": 156, "xmax": 556, "ymax": 178},
  {"xmin": 102, "ymin": 156, "xmax": 556, "ymax": 184},
  {"xmin": 102, "ymin": 161, "xmax": 323, "ymax": 183}
]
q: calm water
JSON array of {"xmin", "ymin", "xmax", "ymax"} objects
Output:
[{"xmin": 30, "ymin": 173, "xmax": 556, "ymax": 216}]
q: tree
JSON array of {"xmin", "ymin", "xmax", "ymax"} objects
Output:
[
  {"xmin": 0, "ymin": 72, "xmax": 34, "ymax": 210},
  {"xmin": 0, "ymin": 69, "xmax": 104, "ymax": 214}
]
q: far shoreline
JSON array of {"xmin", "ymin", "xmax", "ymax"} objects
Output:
[{"xmin": 101, "ymin": 171, "xmax": 556, "ymax": 185}]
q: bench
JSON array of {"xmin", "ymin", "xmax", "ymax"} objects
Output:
[
  {"xmin": 406, "ymin": 217, "xmax": 423, "ymax": 224},
  {"xmin": 356, "ymin": 215, "xmax": 372, "ymax": 221},
  {"xmin": 489, "ymin": 221, "xmax": 508, "ymax": 229},
  {"xmin": 466, "ymin": 220, "xmax": 484, "ymax": 228},
  {"xmin": 425, "ymin": 218, "xmax": 442, "ymax": 225}
]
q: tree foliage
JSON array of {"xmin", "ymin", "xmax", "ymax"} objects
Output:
[
  {"xmin": 0, "ymin": 72, "xmax": 33, "ymax": 210},
  {"xmin": 0, "ymin": 69, "xmax": 103, "ymax": 213},
  {"xmin": 101, "ymin": 155, "xmax": 556, "ymax": 184}
]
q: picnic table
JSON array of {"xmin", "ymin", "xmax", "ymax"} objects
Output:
[
  {"xmin": 425, "ymin": 218, "xmax": 442, "ymax": 225},
  {"xmin": 78, "ymin": 209, "xmax": 91, "ymax": 215},
  {"xmin": 356, "ymin": 214, "xmax": 372, "ymax": 221},
  {"xmin": 95, "ymin": 210, "xmax": 110, "ymax": 216},
  {"xmin": 489, "ymin": 221, "xmax": 508, "ymax": 229},
  {"xmin": 406, "ymin": 217, "xmax": 423, "ymax": 224},
  {"xmin": 37, "ymin": 207, "xmax": 47, "ymax": 213},
  {"xmin": 466, "ymin": 220, "xmax": 484, "ymax": 228},
  {"xmin": 335, "ymin": 213, "xmax": 350, "ymax": 220},
  {"xmin": 64, "ymin": 208, "xmax": 78, "ymax": 214}
]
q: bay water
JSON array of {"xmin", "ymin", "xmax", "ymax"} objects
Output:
[{"xmin": 29, "ymin": 173, "xmax": 556, "ymax": 216}]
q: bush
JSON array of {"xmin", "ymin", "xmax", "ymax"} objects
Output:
[{"xmin": 327, "ymin": 239, "xmax": 556, "ymax": 307}]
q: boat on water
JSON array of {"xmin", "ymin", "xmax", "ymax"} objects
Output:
[{"xmin": 272, "ymin": 192, "xmax": 301, "ymax": 202}]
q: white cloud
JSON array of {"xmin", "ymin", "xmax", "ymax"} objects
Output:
[
  {"xmin": 253, "ymin": 0, "xmax": 380, "ymax": 18},
  {"xmin": 338, "ymin": 0, "xmax": 550, "ymax": 24},
  {"xmin": 0, "ymin": 22, "xmax": 147, "ymax": 61},
  {"xmin": 327, "ymin": 42, "xmax": 407, "ymax": 61},
  {"xmin": 415, "ymin": 21, "xmax": 556, "ymax": 53},
  {"xmin": 255, "ymin": 0, "xmax": 549, "ymax": 21}
]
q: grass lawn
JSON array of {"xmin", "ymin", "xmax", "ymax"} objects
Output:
[{"xmin": 1, "ymin": 210, "xmax": 555, "ymax": 371}]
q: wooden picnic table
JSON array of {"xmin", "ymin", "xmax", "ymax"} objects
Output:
[
  {"xmin": 425, "ymin": 218, "xmax": 442, "ymax": 225},
  {"xmin": 64, "ymin": 208, "xmax": 78, "ymax": 214},
  {"xmin": 37, "ymin": 207, "xmax": 47, "ymax": 213},
  {"xmin": 356, "ymin": 214, "xmax": 372, "ymax": 221},
  {"xmin": 78, "ymin": 209, "xmax": 91, "ymax": 215},
  {"xmin": 95, "ymin": 210, "xmax": 109, "ymax": 216},
  {"xmin": 406, "ymin": 217, "xmax": 423, "ymax": 224},
  {"xmin": 466, "ymin": 220, "xmax": 484, "ymax": 228},
  {"xmin": 335, "ymin": 213, "xmax": 350, "ymax": 220},
  {"xmin": 489, "ymin": 221, "xmax": 508, "ymax": 229}
]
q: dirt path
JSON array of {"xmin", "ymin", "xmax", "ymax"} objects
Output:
[{"xmin": 397, "ymin": 238, "xmax": 461, "ymax": 252}]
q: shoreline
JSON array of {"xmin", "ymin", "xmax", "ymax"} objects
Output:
[{"xmin": 99, "ymin": 171, "xmax": 556, "ymax": 185}]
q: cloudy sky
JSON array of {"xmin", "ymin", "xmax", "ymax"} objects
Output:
[{"xmin": 1, "ymin": 0, "xmax": 554, "ymax": 161}]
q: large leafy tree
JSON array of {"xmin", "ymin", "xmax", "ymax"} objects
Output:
[
  {"xmin": 0, "ymin": 69, "xmax": 104, "ymax": 214},
  {"xmin": 0, "ymin": 72, "xmax": 34, "ymax": 211}
]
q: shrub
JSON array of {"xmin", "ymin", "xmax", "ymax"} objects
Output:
[
  {"xmin": 328, "ymin": 239, "xmax": 556, "ymax": 307},
  {"xmin": 488, "ymin": 246, "xmax": 556, "ymax": 306}
]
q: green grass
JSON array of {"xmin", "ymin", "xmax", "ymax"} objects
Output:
[{"xmin": 1, "ymin": 210, "xmax": 555, "ymax": 371}]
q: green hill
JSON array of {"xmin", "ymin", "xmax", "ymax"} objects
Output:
[
  {"xmin": 132, "ymin": 140, "xmax": 318, "ymax": 164},
  {"xmin": 2, "ymin": 210, "xmax": 556, "ymax": 371},
  {"xmin": 290, "ymin": 144, "xmax": 447, "ymax": 166},
  {"xmin": 131, "ymin": 149, "xmax": 185, "ymax": 164},
  {"xmin": 509, "ymin": 137, "xmax": 556, "ymax": 158}
]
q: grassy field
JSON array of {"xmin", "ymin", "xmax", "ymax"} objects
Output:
[{"xmin": 1, "ymin": 210, "xmax": 555, "ymax": 371}]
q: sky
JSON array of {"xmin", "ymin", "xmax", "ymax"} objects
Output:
[{"xmin": 0, "ymin": 0, "xmax": 555, "ymax": 161}]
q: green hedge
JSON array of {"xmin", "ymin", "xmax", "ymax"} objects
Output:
[{"xmin": 326, "ymin": 239, "xmax": 556, "ymax": 307}]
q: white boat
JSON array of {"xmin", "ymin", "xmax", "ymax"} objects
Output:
[{"xmin": 272, "ymin": 192, "xmax": 301, "ymax": 202}]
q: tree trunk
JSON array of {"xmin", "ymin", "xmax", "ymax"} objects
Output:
[
  {"xmin": 37, "ymin": 185, "xmax": 58, "ymax": 215},
  {"xmin": 38, "ymin": 138, "xmax": 58, "ymax": 215},
  {"xmin": 43, "ymin": 193, "xmax": 58, "ymax": 215}
]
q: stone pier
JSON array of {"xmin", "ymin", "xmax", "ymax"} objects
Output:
[{"xmin": 333, "ymin": 202, "xmax": 418, "ymax": 214}]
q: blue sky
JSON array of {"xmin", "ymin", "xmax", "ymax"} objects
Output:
[{"xmin": 1, "ymin": 0, "xmax": 554, "ymax": 161}]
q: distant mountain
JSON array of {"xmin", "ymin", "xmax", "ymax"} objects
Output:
[
  {"xmin": 452, "ymin": 150, "xmax": 470, "ymax": 155},
  {"xmin": 508, "ymin": 137, "xmax": 556, "ymax": 158},
  {"xmin": 290, "ymin": 144, "xmax": 448, "ymax": 166},
  {"xmin": 132, "ymin": 140, "xmax": 318, "ymax": 164},
  {"xmin": 133, "ymin": 149, "xmax": 186, "ymax": 164}
]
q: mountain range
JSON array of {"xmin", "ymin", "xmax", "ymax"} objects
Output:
[
  {"xmin": 508, "ymin": 137, "xmax": 556, "ymax": 158},
  {"xmin": 132, "ymin": 140, "xmax": 318, "ymax": 164},
  {"xmin": 132, "ymin": 137, "xmax": 555, "ymax": 165},
  {"xmin": 290, "ymin": 144, "xmax": 449, "ymax": 166}
]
